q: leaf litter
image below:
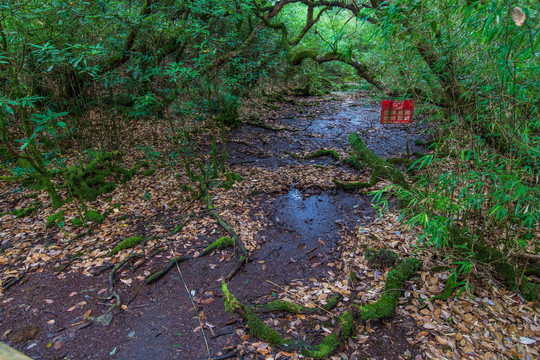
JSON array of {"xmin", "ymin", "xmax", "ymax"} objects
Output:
[{"xmin": 0, "ymin": 92, "xmax": 538, "ymax": 359}]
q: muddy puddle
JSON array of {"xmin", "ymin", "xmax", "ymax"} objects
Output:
[{"xmin": 272, "ymin": 187, "xmax": 368, "ymax": 251}]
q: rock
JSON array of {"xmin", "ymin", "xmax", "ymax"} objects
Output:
[
  {"xmin": 95, "ymin": 313, "xmax": 114, "ymax": 326},
  {"xmin": 11, "ymin": 325, "xmax": 39, "ymax": 344}
]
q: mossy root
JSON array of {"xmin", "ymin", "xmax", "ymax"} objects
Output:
[
  {"xmin": 108, "ymin": 235, "xmax": 144, "ymax": 257},
  {"xmin": 145, "ymin": 255, "xmax": 193, "ymax": 284},
  {"xmin": 358, "ymin": 258, "xmax": 420, "ymax": 321}
]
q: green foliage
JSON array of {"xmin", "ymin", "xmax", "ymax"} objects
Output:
[
  {"xmin": 5, "ymin": 201, "xmax": 41, "ymax": 218},
  {"xmin": 71, "ymin": 217, "xmax": 84, "ymax": 227},
  {"xmin": 219, "ymin": 172, "xmax": 243, "ymax": 189}
]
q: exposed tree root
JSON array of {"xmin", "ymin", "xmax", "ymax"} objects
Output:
[
  {"xmin": 386, "ymin": 157, "xmax": 413, "ymax": 166},
  {"xmin": 253, "ymin": 294, "xmax": 342, "ymax": 314},
  {"xmin": 222, "ymin": 257, "xmax": 419, "ymax": 358},
  {"xmin": 302, "ymin": 149, "xmax": 341, "ymax": 161},
  {"xmin": 348, "ymin": 133, "xmax": 410, "ymax": 191},
  {"xmin": 333, "ymin": 173, "xmax": 377, "ymax": 189},
  {"xmin": 1, "ymin": 275, "xmax": 23, "ymax": 292},
  {"xmin": 201, "ymin": 236, "xmax": 234, "ymax": 255},
  {"xmin": 357, "ymin": 258, "xmax": 420, "ymax": 321},
  {"xmin": 145, "ymin": 255, "xmax": 193, "ymax": 284},
  {"xmin": 201, "ymin": 182, "xmax": 247, "ymax": 280}
]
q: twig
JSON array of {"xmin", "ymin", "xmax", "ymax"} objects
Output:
[{"xmin": 165, "ymin": 237, "xmax": 212, "ymax": 360}]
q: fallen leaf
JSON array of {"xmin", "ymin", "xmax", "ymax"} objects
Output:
[
  {"xmin": 519, "ymin": 337, "xmax": 536, "ymax": 345},
  {"xmin": 512, "ymin": 7, "xmax": 526, "ymax": 26},
  {"xmin": 120, "ymin": 278, "xmax": 133, "ymax": 285},
  {"xmin": 69, "ymin": 292, "xmax": 77, "ymax": 297},
  {"xmin": 45, "ymin": 299, "xmax": 54, "ymax": 304}
]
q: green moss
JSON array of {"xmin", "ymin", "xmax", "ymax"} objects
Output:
[
  {"xmin": 348, "ymin": 133, "xmax": 410, "ymax": 191},
  {"xmin": 323, "ymin": 294, "xmax": 342, "ymax": 311},
  {"xmin": 86, "ymin": 210, "xmax": 105, "ymax": 223},
  {"xmin": 46, "ymin": 210, "xmax": 65, "ymax": 227},
  {"xmin": 143, "ymin": 169, "xmax": 155, "ymax": 176},
  {"xmin": 61, "ymin": 152, "xmax": 140, "ymax": 202},
  {"xmin": 448, "ymin": 226, "xmax": 539, "ymax": 302},
  {"xmin": 222, "ymin": 281, "xmax": 288, "ymax": 346},
  {"xmin": 301, "ymin": 333, "xmax": 339, "ymax": 358},
  {"xmin": 254, "ymin": 300, "xmax": 314, "ymax": 314},
  {"xmin": 430, "ymin": 274, "xmax": 460, "ymax": 302},
  {"xmin": 289, "ymin": 49, "xmax": 319, "ymax": 66},
  {"xmin": 11, "ymin": 202, "xmax": 41, "ymax": 218},
  {"xmin": 108, "ymin": 235, "xmax": 143, "ymax": 256},
  {"xmin": 202, "ymin": 236, "xmax": 234, "ymax": 254},
  {"xmin": 365, "ymin": 248, "xmax": 399, "ymax": 268},
  {"xmin": 71, "ymin": 217, "xmax": 84, "ymax": 227},
  {"xmin": 386, "ymin": 157, "xmax": 413, "ymax": 166},
  {"xmin": 339, "ymin": 311, "xmax": 354, "ymax": 337},
  {"xmin": 359, "ymin": 258, "xmax": 420, "ymax": 321}
]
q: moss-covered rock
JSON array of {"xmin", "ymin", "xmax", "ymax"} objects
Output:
[
  {"xmin": 108, "ymin": 235, "xmax": 143, "ymax": 256},
  {"xmin": 46, "ymin": 210, "xmax": 65, "ymax": 227}
]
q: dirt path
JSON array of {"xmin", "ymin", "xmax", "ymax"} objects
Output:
[{"xmin": 1, "ymin": 92, "xmax": 429, "ymax": 359}]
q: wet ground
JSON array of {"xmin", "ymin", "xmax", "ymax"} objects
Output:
[
  {"xmin": 1, "ymin": 92, "xmax": 427, "ymax": 359},
  {"xmin": 227, "ymin": 92, "xmax": 429, "ymax": 168}
]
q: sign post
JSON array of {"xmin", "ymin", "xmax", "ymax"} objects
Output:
[{"xmin": 380, "ymin": 100, "xmax": 415, "ymax": 158}]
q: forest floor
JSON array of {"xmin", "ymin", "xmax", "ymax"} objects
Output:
[{"xmin": 0, "ymin": 92, "xmax": 538, "ymax": 360}]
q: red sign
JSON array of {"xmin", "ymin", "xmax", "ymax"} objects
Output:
[{"xmin": 380, "ymin": 100, "xmax": 415, "ymax": 124}]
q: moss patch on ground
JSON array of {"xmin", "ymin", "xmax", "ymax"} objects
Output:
[
  {"xmin": 86, "ymin": 210, "xmax": 106, "ymax": 224},
  {"xmin": 9, "ymin": 202, "xmax": 41, "ymax": 218},
  {"xmin": 365, "ymin": 248, "xmax": 399, "ymax": 268}
]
